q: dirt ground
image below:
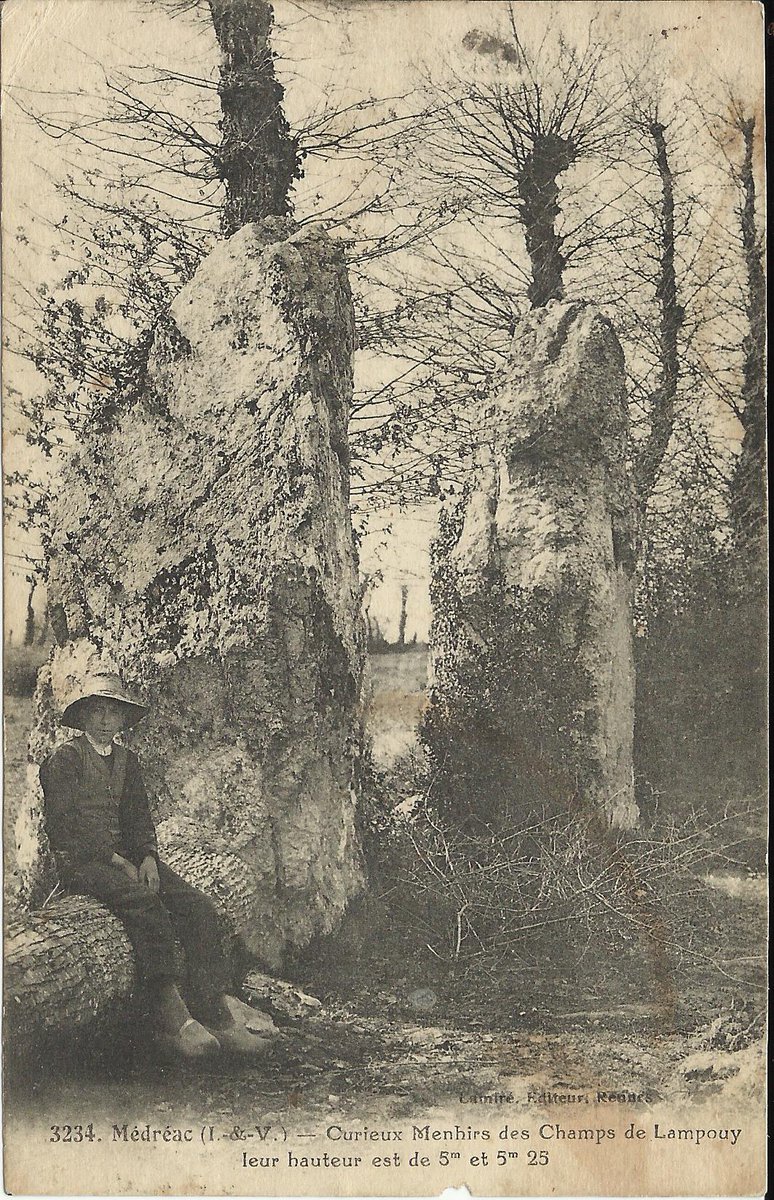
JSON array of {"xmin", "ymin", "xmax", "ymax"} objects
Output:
[{"xmin": 3, "ymin": 647, "xmax": 767, "ymax": 1141}]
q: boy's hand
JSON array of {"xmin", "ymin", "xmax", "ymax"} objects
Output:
[
  {"xmin": 139, "ymin": 855, "xmax": 160, "ymax": 894},
  {"xmin": 111, "ymin": 852, "xmax": 138, "ymax": 882}
]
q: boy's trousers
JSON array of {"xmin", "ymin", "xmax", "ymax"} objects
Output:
[{"xmin": 63, "ymin": 859, "xmax": 232, "ymax": 1017}]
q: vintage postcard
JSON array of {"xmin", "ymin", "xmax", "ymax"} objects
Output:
[{"xmin": 2, "ymin": 0, "xmax": 767, "ymax": 1195}]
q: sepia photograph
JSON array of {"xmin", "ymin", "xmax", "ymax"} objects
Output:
[{"xmin": 1, "ymin": 0, "xmax": 767, "ymax": 1194}]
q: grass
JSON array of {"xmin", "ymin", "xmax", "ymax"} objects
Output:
[{"xmin": 366, "ymin": 647, "xmax": 428, "ymax": 770}]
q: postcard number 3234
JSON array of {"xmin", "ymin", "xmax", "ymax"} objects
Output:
[{"xmin": 49, "ymin": 1124, "xmax": 98, "ymax": 1143}]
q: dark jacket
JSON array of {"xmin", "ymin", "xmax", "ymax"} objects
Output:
[{"xmin": 39, "ymin": 736, "xmax": 158, "ymax": 879}]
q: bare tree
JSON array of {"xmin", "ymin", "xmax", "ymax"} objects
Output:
[
  {"xmin": 629, "ymin": 115, "xmax": 683, "ymax": 506},
  {"xmin": 348, "ymin": 24, "xmax": 713, "ymax": 528},
  {"xmin": 5, "ymin": 0, "xmax": 442, "ymax": 538},
  {"xmin": 726, "ymin": 111, "xmax": 766, "ymax": 550},
  {"xmin": 388, "ymin": 42, "xmax": 747, "ymax": 555},
  {"xmin": 339, "ymin": 16, "xmax": 639, "ymax": 512},
  {"xmin": 397, "ymin": 584, "xmax": 409, "ymax": 647},
  {"xmin": 207, "ymin": 0, "xmax": 300, "ymax": 232},
  {"xmin": 416, "ymin": 17, "xmax": 630, "ymax": 307},
  {"xmin": 24, "ymin": 579, "xmax": 37, "ymax": 647}
]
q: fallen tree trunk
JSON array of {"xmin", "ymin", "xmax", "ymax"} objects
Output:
[
  {"xmin": 5, "ymin": 897, "xmax": 137, "ymax": 1053},
  {"xmin": 4, "ymin": 836, "xmax": 247, "ymax": 1058},
  {"xmin": 5, "ymin": 839, "xmax": 317, "ymax": 1060}
]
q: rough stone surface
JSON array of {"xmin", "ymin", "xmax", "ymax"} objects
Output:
[
  {"xmin": 13, "ymin": 219, "xmax": 367, "ymax": 971},
  {"xmin": 423, "ymin": 301, "xmax": 639, "ymax": 830}
]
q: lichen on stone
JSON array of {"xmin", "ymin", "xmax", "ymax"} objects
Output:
[
  {"xmin": 423, "ymin": 300, "xmax": 639, "ymax": 832},
  {"xmin": 16, "ymin": 220, "xmax": 367, "ymax": 964}
]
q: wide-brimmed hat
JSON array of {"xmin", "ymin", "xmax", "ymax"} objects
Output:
[{"xmin": 60, "ymin": 672, "xmax": 149, "ymax": 731}]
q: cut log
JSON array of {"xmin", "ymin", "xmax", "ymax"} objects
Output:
[
  {"xmin": 5, "ymin": 896, "xmax": 136, "ymax": 1054},
  {"xmin": 3, "ymin": 839, "xmax": 241, "ymax": 1060},
  {"xmin": 4, "ymin": 845, "xmax": 304, "ymax": 1061}
]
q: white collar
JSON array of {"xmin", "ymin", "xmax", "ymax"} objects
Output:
[{"xmin": 84, "ymin": 732, "xmax": 115, "ymax": 758}]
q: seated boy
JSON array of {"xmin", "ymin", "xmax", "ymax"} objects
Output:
[{"xmin": 39, "ymin": 670, "xmax": 271, "ymax": 1060}]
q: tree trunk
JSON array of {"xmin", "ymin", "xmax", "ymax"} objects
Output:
[
  {"xmin": 5, "ymin": 896, "xmax": 137, "ymax": 1058},
  {"xmin": 634, "ymin": 121, "xmax": 682, "ymax": 508},
  {"xmin": 517, "ymin": 132, "xmax": 576, "ymax": 308},
  {"xmin": 4, "ymin": 858, "xmax": 310, "ymax": 1062},
  {"xmin": 208, "ymin": 0, "xmax": 301, "ymax": 235},
  {"xmin": 397, "ymin": 584, "xmax": 408, "ymax": 646},
  {"xmin": 729, "ymin": 116, "xmax": 766, "ymax": 550},
  {"xmin": 368, "ymin": 614, "xmax": 386, "ymax": 652},
  {"xmin": 37, "ymin": 603, "xmax": 50, "ymax": 646},
  {"xmin": 24, "ymin": 579, "xmax": 36, "ymax": 647}
]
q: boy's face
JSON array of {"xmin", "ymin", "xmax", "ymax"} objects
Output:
[{"xmin": 81, "ymin": 697, "xmax": 127, "ymax": 745}]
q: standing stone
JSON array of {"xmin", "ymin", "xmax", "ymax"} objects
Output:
[
  {"xmin": 15, "ymin": 218, "xmax": 366, "ymax": 967},
  {"xmin": 423, "ymin": 301, "xmax": 638, "ymax": 830}
]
